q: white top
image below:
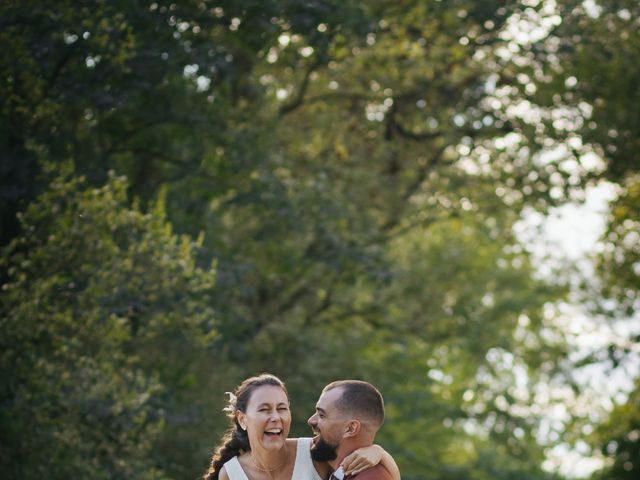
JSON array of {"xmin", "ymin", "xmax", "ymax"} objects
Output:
[{"xmin": 223, "ymin": 437, "xmax": 322, "ymax": 480}]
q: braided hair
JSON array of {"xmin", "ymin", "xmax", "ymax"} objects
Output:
[{"xmin": 203, "ymin": 374, "xmax": 288, "ymax": 480}]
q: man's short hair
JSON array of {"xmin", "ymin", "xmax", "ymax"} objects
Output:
[{"xmin": 324, "ymin": 380, "xmax": 385, "ymax": 429}]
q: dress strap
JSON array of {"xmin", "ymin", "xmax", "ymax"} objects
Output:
[
  {"xmin": 223, "ymin": 456, "xmax": 250, "ymax": 480},
  {"xmin": 292, "ymin": 437, "xmax": 323, "ymax": 480}
]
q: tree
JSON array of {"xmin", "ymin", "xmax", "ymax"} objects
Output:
[
  {"xmin": 524, "ymin": 0, "xmax": 639, "ymax": 300},
  {"xmin": 0, "ymin": 173, "xmax": 218, "ymax": 479},
  {"xmin": 592, "ymin": 380, "xmax": 640, "ymax": 480},
  {"xmin": 0, "ymin": 0, "xmax": 370, "ymax": 245},
  {"xmin": 522, "ymin": 1, "xmax": 640, "ymax": 477},
  {"xmin": 1, "ymin": 1, "xmax": 609, "ymax": 479}
]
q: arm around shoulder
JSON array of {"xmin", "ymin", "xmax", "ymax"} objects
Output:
[
  {"xmin": 378, "ymin": 447, "xmax": 400, "ymax": 480},
  {"xmin": 341, "ymin": 444, "xmax": 400, "ymax": 480}
]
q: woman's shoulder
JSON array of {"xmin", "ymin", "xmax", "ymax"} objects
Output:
[
  {"xmin": 218, "ymin": 465, "xmax": 230, "ymax": 480},
  {"xmin": 221, "ymin": 455, "xmax": 249, "ymax": 480}
]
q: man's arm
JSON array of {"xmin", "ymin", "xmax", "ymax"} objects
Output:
[
  {"xmin": 377, "ymin": 450, "xmax": 400, "ymax": 480},
  {"xmin": 341, "ymin": 445, "xmax": 400, "ymax": 480}
]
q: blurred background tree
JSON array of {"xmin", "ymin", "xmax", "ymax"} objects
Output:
[
  {"xmin": 525, "ymin": 1, "xmax": 640, "ymax": 478},
  {"xmin": 1, "ymin": 1, "xmax": 637, "ymax": 479}
]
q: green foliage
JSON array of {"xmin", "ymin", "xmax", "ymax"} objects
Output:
[
  {"xmin": 531, "ymin": 0, "xmax": 640, "ymax": 183},
  {"xmin": 3, "ymin": 0, "xmax": 638, "ymax": 479},
  {"xmin": 0, "ymin": 173, "xmax": 218, "ymax": 479},
  {"xmin": 591, "ymin": 381, "xmax": 640, "ymax": 480},
  {"xmin": 596, "ymin": 175, "xmax": 640, "ymax": 316},
  {"xmin": 526, "ymin": 0, "xmax": 640, "ymax": 302},
  {"xmin": 525, "ymin": 2, "xmax": 640, "ymax": 477},
  {"xmin": 355, "ymin": 212, "xmax": 563, "ymax": 480},
  {"xmin": 0, "ymin": 0, "xmax": 371, "ymax": 243}
]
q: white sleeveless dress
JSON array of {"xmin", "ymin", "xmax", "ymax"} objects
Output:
[{"xmin": 223, "ymin": 437, "xmax": 322, "ymax": 480}]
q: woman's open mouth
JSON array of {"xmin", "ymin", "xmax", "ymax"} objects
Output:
[{"xmin": 264, "ymin": 428, "xmax": 283, "ymax": 438}]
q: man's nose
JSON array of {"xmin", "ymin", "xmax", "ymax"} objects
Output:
[{"xmin": 307, "ymin": 413, "xmax": 316, "ymax": 426}]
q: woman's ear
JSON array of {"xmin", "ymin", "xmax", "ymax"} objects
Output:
[{"xmin": 236, "ymin": 411, "xmax": 247, "ymax": 431}]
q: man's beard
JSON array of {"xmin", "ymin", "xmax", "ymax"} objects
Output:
[{"xmin": 310, "ymin": 435, "xmax": 338, "ymax": 462}]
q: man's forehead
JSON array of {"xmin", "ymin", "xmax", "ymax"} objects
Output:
[{"xmin": 316, "ymin": 386, "xmax": 344, "ymax": 410}]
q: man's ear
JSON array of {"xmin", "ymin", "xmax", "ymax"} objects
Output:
[{"xmin": 344, "ymin": 419, "xmax": 361, "ymax": 438}]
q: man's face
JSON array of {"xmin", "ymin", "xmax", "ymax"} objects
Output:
[{"xmin": 308, "ymin": 387, "xmax": 348, "ymax": 462}]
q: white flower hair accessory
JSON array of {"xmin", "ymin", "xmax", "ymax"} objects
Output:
[{"xmin": 222, "ymin": 391, "xmax": 237, "ymax": 415}]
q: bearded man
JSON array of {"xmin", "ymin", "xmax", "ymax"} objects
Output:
[{"xmin": 308, "ymin": 380, "xmax": 397, "ymax": 479}]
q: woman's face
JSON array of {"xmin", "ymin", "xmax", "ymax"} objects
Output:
[{"xmin": 237, "ymin": 385, "xmax": 291, "ymax": 451}]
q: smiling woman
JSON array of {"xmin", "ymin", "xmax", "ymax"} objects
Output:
[
  {"xmin": 203, "ymin": 374, "xmax": 400, "ymax": 480},
  {"xmin": 234, "ymin": 384, "xmax": 294, "ymax": 476}
]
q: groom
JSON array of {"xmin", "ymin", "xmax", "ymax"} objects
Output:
[{"xmin": 308, "ymin": 380, "xmax": 394, "ymax": 479}]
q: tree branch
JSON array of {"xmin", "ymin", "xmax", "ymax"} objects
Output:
[
  {"xmin": 381, "ymin": 144, "xmax": 448, "ymax": 232},
  {"xmin": 278, "ymin": 57, "xmax": 324, "ymax": 117}
]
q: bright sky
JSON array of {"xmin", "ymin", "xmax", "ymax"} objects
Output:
[{"xmin": 516, "ymin": 182, "xmax": 640, "ymax": 478}]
